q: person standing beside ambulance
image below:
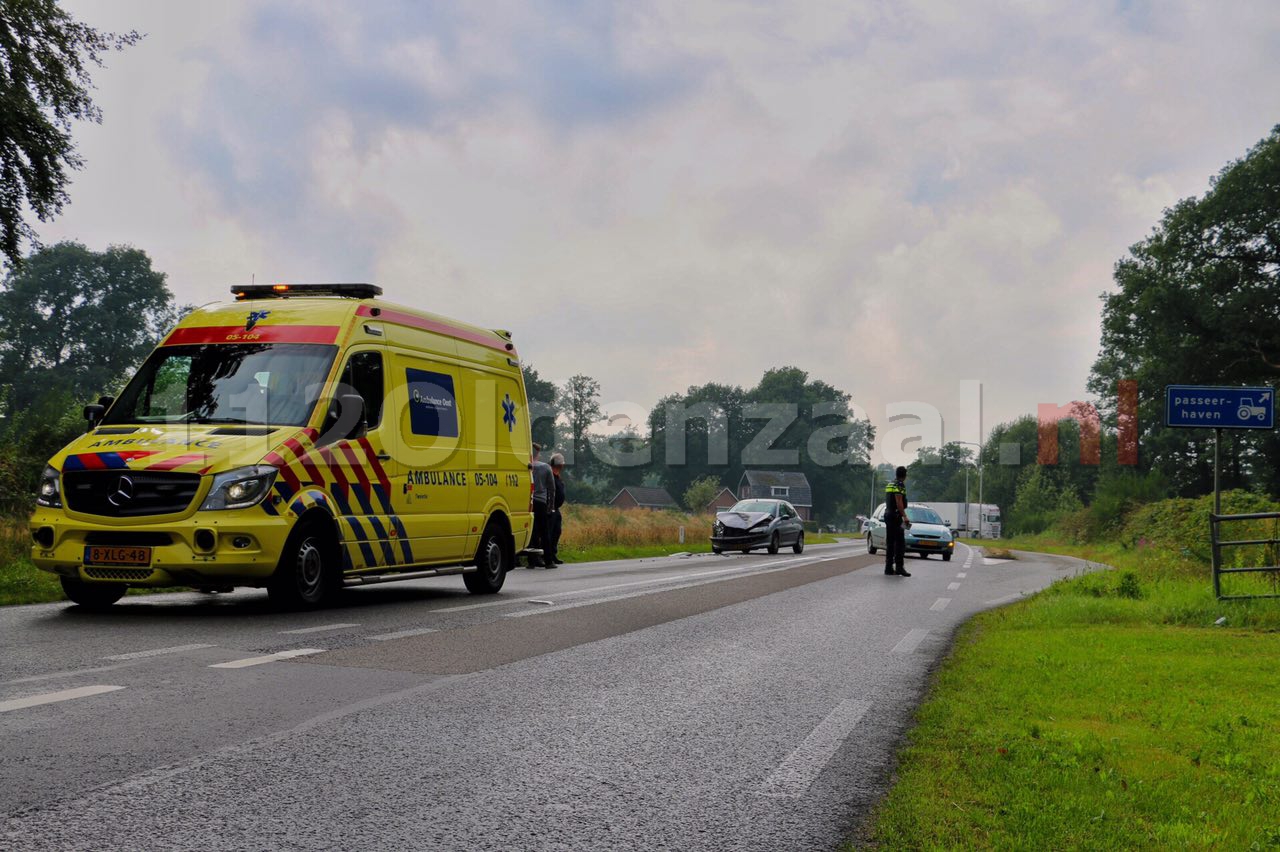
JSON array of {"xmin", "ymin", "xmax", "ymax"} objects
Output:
[{"xmin": 528, "ymin": 443, "xmax": 555, "ymax": 568}]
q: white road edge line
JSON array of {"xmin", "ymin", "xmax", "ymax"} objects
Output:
[
  {"xmin": 947, "ymin": 582, "xmax": 961, "ymax": 591},
  {"xmin": 103, "ymin": 643, "xmax": 214, "ymax": 661},
  {"xmin": 985, "ymin": 592, "xmax": 1024, "ymax": 606},
  {"xmin": 279, "ymin": 623, "xmax": 360, "ymax": 635},
  {"xmin": 930, "ymin": 598, "xmax": 951, "ymax": 611},
  {"xmin": 0, "ymin": 685, "xmax": 124, "ymax": 714},
  {"xmin": 891, "ymin": 628, "xmax": 930, "ymax": 654},
  {"xmin": 757, "ymin": 699, "xmax": 872, "ymax": 798},
  {"xmin": 367, "ymin": 627, "xmax": 439, "ymax": 641},
  {"xmin": 209, "ymin": 649, "xmax": 325, "ymax": 669}
]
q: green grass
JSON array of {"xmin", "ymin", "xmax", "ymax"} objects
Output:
[
  {"xmin": 861, "ymin": 531, "xmax": 1280, "ymax": 849},
  {"xmin": 0, "ymin": 555, "xmax": 65, "ymax": 606}
]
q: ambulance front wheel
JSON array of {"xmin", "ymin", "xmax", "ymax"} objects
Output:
[
  {"xmin": 464, "ymin": 524, "xmax": 509, "ymax": 594},
  {"xmin": 268, "ymin": 518, "xmax": 341, "ymax": 610},
  {"xmin": 61, "ymin": 577, "xmax": 127, "ymax": 610}
]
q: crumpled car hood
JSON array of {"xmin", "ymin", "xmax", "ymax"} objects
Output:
[{"xmin": 716, "ymin": 511, "xmax": 773, "ymax": 530}]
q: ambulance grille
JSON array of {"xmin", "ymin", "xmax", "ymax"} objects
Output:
[
  {"xmin": 85, "ymin": 567, "xmax": 154, "ymax": 581},
  {"xmin": 63, "ymin": 471, "xmax": 202, "ymax": 518}
]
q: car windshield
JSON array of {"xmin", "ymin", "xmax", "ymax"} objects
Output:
[
  {"xmin": 906, "ymin": 507, "xmax": 944, "ymax": 524},
  {"xmin": 104, "ymin": 343, "xmax": 338, "ymax": 426},
  {"xmin": 730, "ymin": 500, "xmax": 776, "ymax": 514}
]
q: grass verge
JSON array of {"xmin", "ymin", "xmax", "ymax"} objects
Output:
[{"xmin": 862, "ymin": 533, "xmax": 1280, "ymax": 849}]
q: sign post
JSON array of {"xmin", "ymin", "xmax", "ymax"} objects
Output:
[{"xmin": 1166, "ymin": 385, "xmax": 1276, "ymax": 599}]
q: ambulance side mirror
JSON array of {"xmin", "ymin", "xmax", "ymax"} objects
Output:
[
  {"xmin": 320, "ymin": 393, "xmax": 368, "ymax": 445},
  {"xmin": 340, "ymin": 394, "xmax": 368, "ymax": 440},
  {"xmin": 83, "ymin": 404, "xmax": 105, "ymax": 432}
]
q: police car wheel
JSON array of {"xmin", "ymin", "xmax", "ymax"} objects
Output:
[
  {"xmin": 767, "ymin": 532, "xmax": 781, "ymax": 555},
  {"xmin": 943, "ymin": 553, "xmax": 952, "ymax": 562},
  {"xmin": 792, "ymin": 532, "xmax": 805, "ymax": 554},
  {"xmin": 60, "ymin": 577, "xmax": 127, "ymax": 610},
  {"xmin": 464, "ymin": 526, "xmax": 508, "ymax": 594},
  {"xmin": 269, "ymin": 521, "xmax": 339, "ymax": 610},
  {"xmin": 867, "ymin": 534, "xmax": 877, "ymax": 555}
]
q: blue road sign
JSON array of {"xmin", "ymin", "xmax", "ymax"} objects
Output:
[{"xmin": 1166, "ymin": 385, "xmax": 1275, "ymax": 429}]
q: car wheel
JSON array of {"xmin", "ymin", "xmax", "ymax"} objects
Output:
[
  {"xmin": 712, "ymin": 546, "xmax": 722, "ymax": 555},
  {"xmin": 768, "ymin": 532, "xmax": 781, "ymax": 554},
  {"xmin": 867, "ymin": 534, "xmax": 877, "ymax": 555},
  {"xmin": 60, "ymin": 577, "xmax": 127, "ymax": 610},
  {"xmin": 943, "ymin": 553, "xmax": 952, "ymax": 562},
  {"xmin": 741, "ymin": 548, "xmax": 751, "ymax": 554},
  {"xmin": 268, "ymin": 519, "xmax": 340, "ymax": 610},
  {"xmin": 792, "ymin": 532, "xmax": 805, "ymax": 554},
  {"xmin": 464, "ymin": 523, "xmax": 509, "ymax": 594}
]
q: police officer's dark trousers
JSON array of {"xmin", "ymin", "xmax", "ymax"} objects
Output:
[
  {"xmin": 884, "ymin": 521, "xmax": 906, "ymax": 574},
  {"xmin": 529, "ymin": 500, "xmax": 550, "ymax": 567}
]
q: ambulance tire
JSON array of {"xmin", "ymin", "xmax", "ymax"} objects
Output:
[
  {"xmin": 268, "ymin": 518, "xmax": 341, "ymax": 610},
  {"xmin": 61, "ymin": 577, "xmax": 127, "ymax": 610},
  {"xmin": 465, "ymin": 524, "xmax": 509, "ymax": 595}
]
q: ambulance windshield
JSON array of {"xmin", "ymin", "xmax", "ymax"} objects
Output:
[{"xmin": 103, "ymin": 343, "xmax": 338, "ymax": 427}]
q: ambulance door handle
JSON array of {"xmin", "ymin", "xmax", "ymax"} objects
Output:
[{"xmin": 376, "ymin": 452, "xmax": 391, "ymax": 461}]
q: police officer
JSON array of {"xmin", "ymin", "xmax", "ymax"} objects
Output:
[{"xmin": 884, "ymin": 465, "xmax": 912, "ymax": 577}]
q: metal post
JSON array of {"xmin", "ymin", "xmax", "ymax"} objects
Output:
[{"xmin": 1214, "ymin": 427, "xmax": 1221, "ymax": 516}]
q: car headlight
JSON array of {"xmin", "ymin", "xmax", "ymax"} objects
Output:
[
  {"xmin": 713, "ymin": 521, "xmax": 724, "ymax": 535},
  {"xmin": 36, "ymin": 465, "xmax": 61, "ymax": 508},
  {"xmin": 200, "ymin": 465, "xmax": 279, "ymax": 511}
]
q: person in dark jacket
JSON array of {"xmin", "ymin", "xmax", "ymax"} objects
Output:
[
  {"xmin": 884, "ymin": 466, "xmax": 912, "ymax": 577},
  {"xmin": 528, "ymin": 443, "xmax": 554, "ymax": 568},
  {"xmin": 547, "ymin": 453, "xmax": 566, "ymax": 565}
]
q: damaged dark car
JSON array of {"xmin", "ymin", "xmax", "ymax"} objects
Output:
[{"xmin": 711, "ymin": 499, "xmax": 805, "ymax": 555}]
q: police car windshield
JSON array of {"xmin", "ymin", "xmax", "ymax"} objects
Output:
[
  {"xmin": 730, "ymin": 501, "xmax": 776, "ymax": 514},
  {"xmin": 905, "ymin": 507, "xmax": 944, "ymax": 524},
  {"xmin": 104, "ymin": 343, "xmax": 338, "ymax": 426}
]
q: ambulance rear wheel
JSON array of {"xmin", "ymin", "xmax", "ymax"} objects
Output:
[
  {"xmin": 465, "ymin": 525, "xmax": 508, "ymax": 594},
  {"xmin": 269, "ymin": 519, "xmax": 340, "ymax": 610},
  {"xmin": 61, "ymin": 577, "xmax": 127, "ymax": 610}
]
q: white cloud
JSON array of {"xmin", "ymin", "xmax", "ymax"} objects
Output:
[{"xmin": 42, "ymin": 0, "xmax": 1280, "ymax": 461}]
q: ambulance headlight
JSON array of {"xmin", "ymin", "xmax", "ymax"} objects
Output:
[
  {"xmin": 36, "ymin": 466, "xmax": 61, "ymax": 508},
  {"xmin": 200, "ymin": 465, "xmax": 278, "ymax": 511}
]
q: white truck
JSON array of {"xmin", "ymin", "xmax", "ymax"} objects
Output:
[{"xmin": 929, "ymin": 502, "xmax": 1002, "ymax": 538}]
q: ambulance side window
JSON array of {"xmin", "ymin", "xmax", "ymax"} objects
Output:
[{"xmin": 341, "ymin": 351, "xmax": 384, "ymax": 428}]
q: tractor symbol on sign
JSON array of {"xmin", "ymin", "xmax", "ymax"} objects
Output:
[{"xmin": 1237, "ymin": 391, "xmax": 1271, "ymax": 421}]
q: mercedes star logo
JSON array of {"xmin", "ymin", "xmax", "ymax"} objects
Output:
[{"xmin": 107, "ymin": 475, "xmax": 136, "ymax": 508}]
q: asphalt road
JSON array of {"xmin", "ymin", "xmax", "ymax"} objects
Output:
[{"xmin": 0, "ymin": 540, "xmax": 1086, "ymax": 850}]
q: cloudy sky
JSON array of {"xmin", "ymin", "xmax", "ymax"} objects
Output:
[{"xmin": 43, "ymin": 0, "xmax": 1280, "ymax": 463}]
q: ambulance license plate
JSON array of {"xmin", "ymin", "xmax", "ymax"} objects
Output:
[{"xmin": 84, "ymin": 546, "xmax": 152, "ymax": 566}]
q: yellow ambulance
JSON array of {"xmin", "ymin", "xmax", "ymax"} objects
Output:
[{"xmin": 29, "ymin": 283, "xmax": 534, "ymax": 609}]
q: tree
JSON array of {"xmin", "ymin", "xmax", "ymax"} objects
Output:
[
  {"xmin": 682, "ymin": 475, "xmax": 721, "ymax": 513},
  {"xmin": 561, "ymin": 374, "xmax": 603, "ymax": 473},
  {"xmin": 0, "ymin": 242, "xmax": 178, "ymax": 420},
  {"xmin": 0, "ymin": 2, "xmax": 140, "ymax": 268},
  {"xmin": 521, "ymin": 363, "xmax": 559, "ymax": 451},
  {"xmin": 1089, "ymin": 125, "xmax": 1280, "ymax": 498}
]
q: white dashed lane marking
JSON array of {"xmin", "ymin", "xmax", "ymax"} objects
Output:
[
  {"xmin": 209, "ymin": 649, "xmax": 325, "ymax": 669},
  {"xmin": 0, "ymin": 685, "xmax": 124, "ymax": 714},
  {"xmin": 957, "ymin": 573, "xmax": 967, "ymax": 579},
  {"xmin": 947, "ymin": 582, "xmax": 961, "ymax": 591},
  {"xmin": 104, "ymin": 643, "xmax": 214, "ymax": 661},
  {"xmin": 891, "ymin": 629, "xmax": 930, "ymax": 654},
  {"xmin": 930, "ymin": 598, "xmax": 951, "ymax": 612},
  {"xmin": 757, "ymin": 699, "xmax": 872, "ymax": 798},
  {"xmin": 279, "ymin": 623, "xmax": 360, "ymax": 635},
  {"xmin": 367, "ymin": 627, "xmax": 438, "ymax": 641}
]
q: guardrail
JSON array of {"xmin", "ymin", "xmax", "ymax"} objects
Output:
[{"xmin": 1210, "ymin": 511, "xmax": 1280, "ymax": 601}]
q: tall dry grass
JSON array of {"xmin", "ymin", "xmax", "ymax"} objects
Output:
[{"xmin": 559, "ymin": 505, "xmax": 712, "ymax": 548}]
